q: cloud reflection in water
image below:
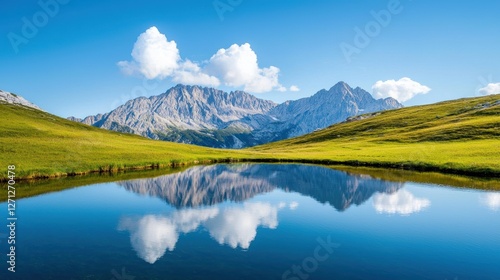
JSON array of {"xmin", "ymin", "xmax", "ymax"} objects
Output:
[
  {"xmin": 373, "ymin": 189, "xmax": 431, "ymax": 215},
  {"xmin": 118, "ymin": 202, "xmax": 295, "ymax": 263},
  {"xmin": 480, "ymin": 192, "xmax": 500, "ymax": 211}
]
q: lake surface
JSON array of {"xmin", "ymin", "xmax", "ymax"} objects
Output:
[{"xmin": 1, "ymin": 164, "xmax": 499, "ymax": 279}]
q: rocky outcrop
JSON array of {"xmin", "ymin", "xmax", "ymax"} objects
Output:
[{"xmin": 0, "ymin": 90, "xmax": 42, "ymax": 110}]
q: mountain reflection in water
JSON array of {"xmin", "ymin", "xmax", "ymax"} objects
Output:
[
  {"xmin": 118, "ymin": 164, "xmax": 404, "ymax": 211},
  {"xmin": 116, "ymin": 164, "xmax": 406, "ymax": 263}
]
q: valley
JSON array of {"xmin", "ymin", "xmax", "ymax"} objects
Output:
[{"xmin": 1, "ymin": 88, "xmax": 499, "ymax": 180}]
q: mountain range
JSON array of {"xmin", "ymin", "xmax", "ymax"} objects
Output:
[
  {"xmin": 71, "ymin": 82, "xmax": 402, "ymax": 148},
  {"xmin": 1, "ymin": 87, "xmax": 499, "ymax": 180}
]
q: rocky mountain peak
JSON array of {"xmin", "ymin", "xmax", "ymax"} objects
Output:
[
  {"xmin": 70, "ymin": 82, "xmax": 403, "ymax": 148},
  {"xmin": 0, "ymin": 90, "xmax": 41, "ymax": 110},
  {"xmin": 330, "ymin": 81, "xmax": 352, "ymax": 91}
]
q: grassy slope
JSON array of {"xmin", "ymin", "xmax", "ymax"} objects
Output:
[
  {"xmin": 0, "ymin": 94, "xmax": 499, "ymax": 181},
  {"xmin": 251, "ymin": 94, "xmax": 500, "ymax": 176},
  {"xmin": 0, "ymin": 102, "xmax": 251, "ymax": 180}
]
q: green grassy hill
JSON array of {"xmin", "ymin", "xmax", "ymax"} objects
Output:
[
  {"xmin": 1, "ymin": 94, "xmax": 499, "ymax": 181},
  {"xmin": 0, "ymin": 102, "xmax": 250, "ymax": 180},
  {"xmin": 251, "ymin": 94, "xmax": 500, "ymax": 176}
]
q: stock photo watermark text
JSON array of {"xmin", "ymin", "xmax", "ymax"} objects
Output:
[
  {"xmin": 7, "ymin": 0, "xmax": 71, "ymax": 54},
  {"xmin": 6, "ymin": 165, "xmax": 17, "ymax": 273},
  {"xmin": 339, "ymin": 0, "xmax": 405, "ymax": 63},
  {"xmin": 282, "ymin": 235, "xmax": 340, "ymax": 280},
  {"xmin": 213, "ymin": 0, "xmax": 243, "ymax": 21}
]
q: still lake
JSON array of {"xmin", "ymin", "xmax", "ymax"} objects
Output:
[{"xmin": 1, "ymin": 164, "xmax": 500, "ymax": 280}]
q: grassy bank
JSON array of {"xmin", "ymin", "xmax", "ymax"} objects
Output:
[
  {"xmin": 330, "ymin": 165, "xmax": 500, "ymax": 190},
  {"xmin": 0, "ymin": 102, "xmax": 251, "ymax": 180},
  {"xmin": 0, "ymin": 166, "xmax": 191, "ymax": 201},
  {"xmin": 251, "ymin": 94, "xmax": 500, "ymax": 177},
  {"xmin": 0, "ymin": 94, "xmax": 499, "ymax": 181}
]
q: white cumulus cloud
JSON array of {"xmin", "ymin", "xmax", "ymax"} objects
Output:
[
  {"xmin": 478, "ymin": 83, "xmax": 500, "ymax": 95},
  {"xmin": 117, "ymin": 26, "xmax": 180, "ymax": 80},
  {"xmin": 372, "ymin": 77, "xmax": 431, "ymax": 102},
  {"xmin": 373, "ymin": 189, "xmax": 431, "ymax": 215},
  {"xmin": 480, "ymin": 192, "xmax": 500, "ymax": 211},
  {"xmin": 289, "ymin": 85, "xmax": 300, "ymax": 92},
  {"xmin": 118, "ymin": 27, "xmax": 291, "ymax": 93},
  {"xmin": 172, "ymin": 60, "xmax": 220, "ymax": 87},
  {"xmin": 206, "ymin": 43, "xmax": 283, "ymax": 93}
]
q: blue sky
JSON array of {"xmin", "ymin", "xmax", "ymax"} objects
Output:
[{"xmin": 1, "ymin": 0, "xmax": 499, "ymax": 118}]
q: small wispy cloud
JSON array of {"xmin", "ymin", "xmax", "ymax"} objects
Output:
[
  {"xmin": 480, "ymin": 192, "xmax": 500, "ymax": 211},
  {"xmin": 478, "ymin": 83, "xmax": 500, "ymax": 96},
  {"xmin": 289, "ymin": 201, "xmax": 299, "ymax": 210}
]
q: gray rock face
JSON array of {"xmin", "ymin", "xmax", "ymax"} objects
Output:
[
  {"xmin": 261, "ymin": 82, "xmax": 402, "ymax": 140},
  {"xmin": 70, "ymin": 82, "xmax": 402, "ymax": 147},
  {"xmin": 71, "ymin": 84, "xmax": 276, "ymax": 139},
  {"xmin": 0, "ymin": 90, "xmax": 42, "ymax": 110}
]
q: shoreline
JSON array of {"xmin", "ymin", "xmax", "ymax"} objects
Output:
[{"xmin": 3, "ymin": 157, "xmax": 499, "ymax": 182}]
